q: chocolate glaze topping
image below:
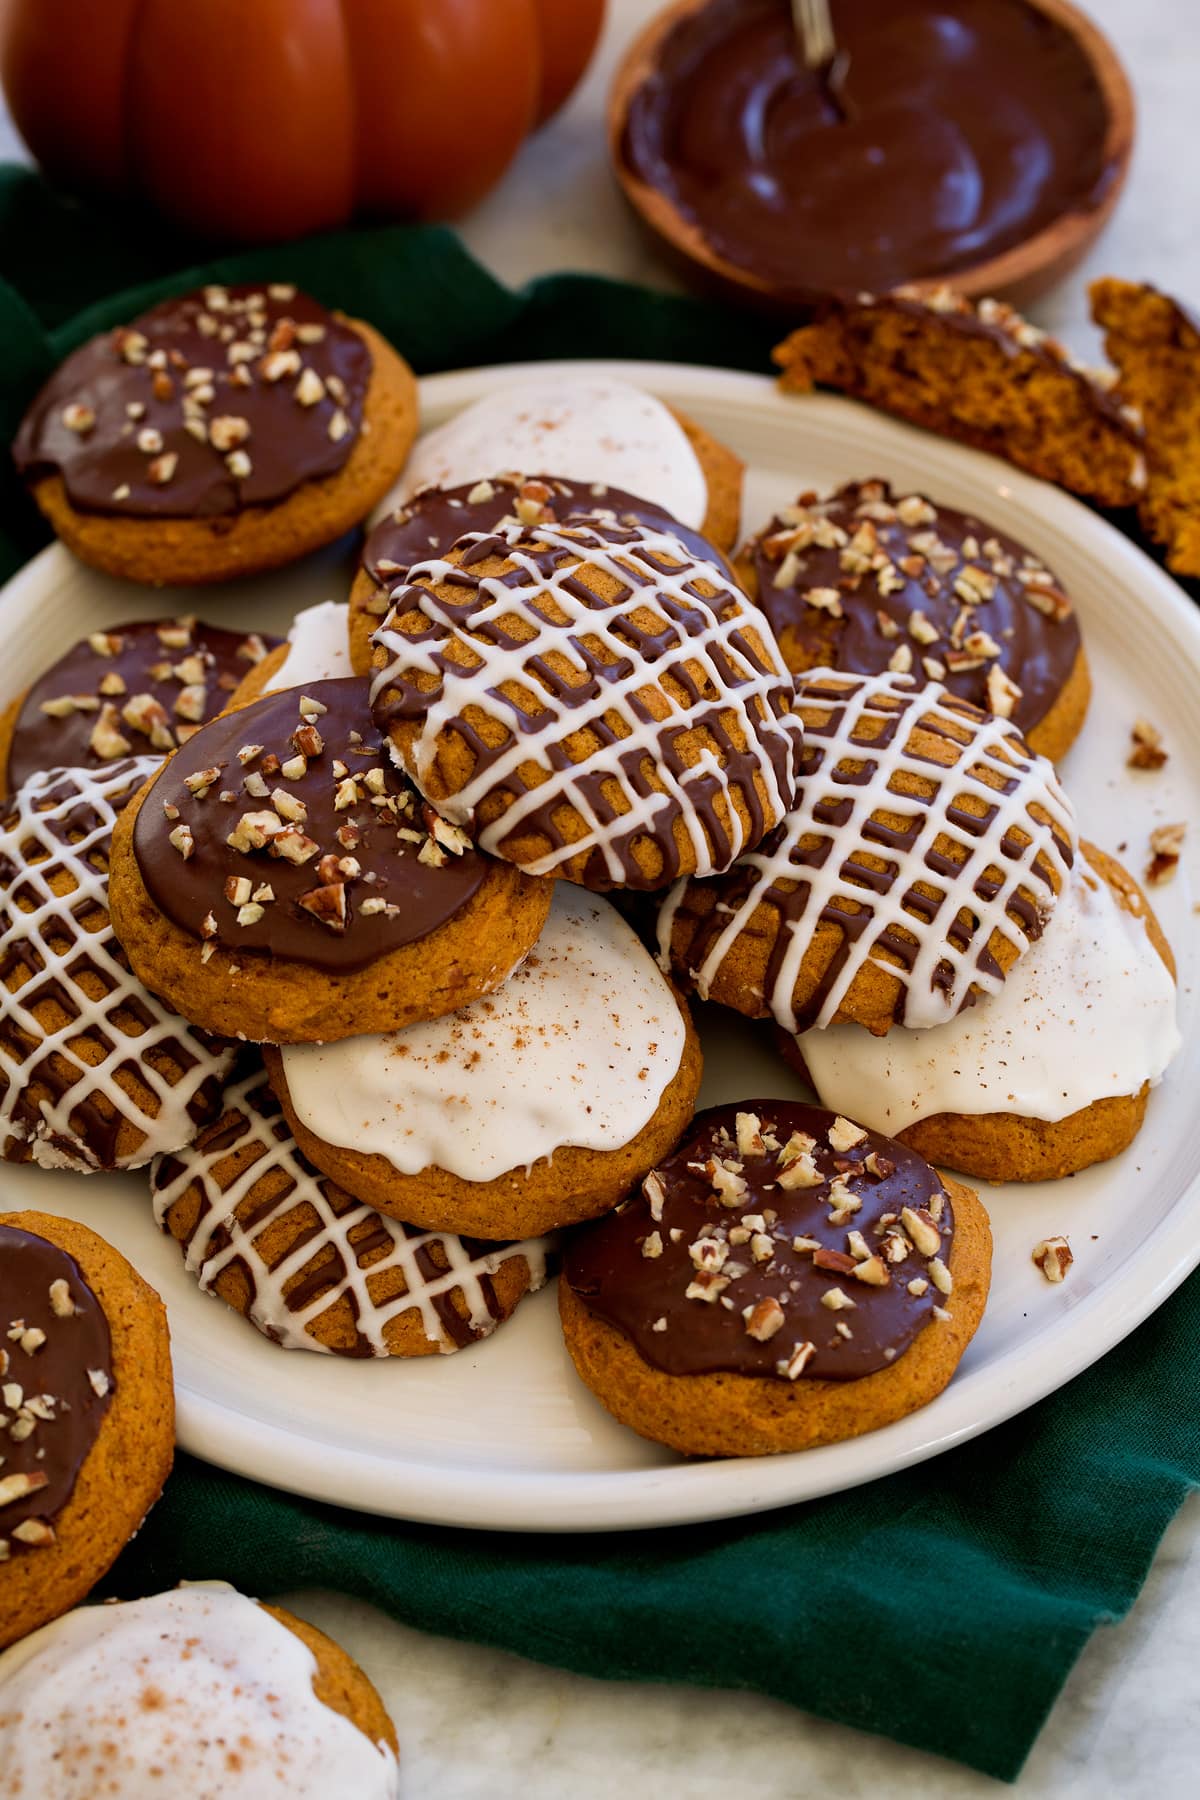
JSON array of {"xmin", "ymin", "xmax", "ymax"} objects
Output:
[
  {"xmin": 133, "ymin": 677, "xmax": 488, "ymax": 973},
  {"xmin": 747, "ymin": 478, "xmax": 1081, "ymax": 736},
  {"xmin": 6, "ymin": 617, "xmax": 281, "ymax": 793},
  {"xmin": 13, "ymin": 283, "xmax": 370, "ymax": 519},
  {"xmin": 0, "ymin": 1225, "xmax": 114, "ymax": 1556},
  {"xmin": 362, "ymin": 472, "xmax": 722, "ymax": 605},
  {"xmin": 566, "ymin": 1100, "xmax": 954, "ymax": 1380},
  {"xmin": 371, "ymin": 512, "xmax": 802, "ymax": 890},
  {"xmin": 624, "ymin": 0, "xmax": 1118, "ymax": 297}
]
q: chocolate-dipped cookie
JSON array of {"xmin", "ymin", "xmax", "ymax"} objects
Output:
[
  {"xmin": 263, "ymin": 888, "xmax": 704, "ymax": 1239},
  {"xmin": 0, "ymin": 1211, "xmax": 173, "ymax": 1650},
  {"xmin": 370, "ymin": 510, "xmax": 803, "ymax": 891},
  {"xmin": 659, "ymin": 668, "xmax": 1077, "ymax": 1037},
  {"xmin": 738, "ymin": 479, "xmax": 1090, "ymax": 762},
  {"xmin": 0, "ymin": 615, "xmax": 280, "ymax": 797},
  {"xmin": 108, "ymin": 677, "xmax": 551, "ymax": 1044},
  {"xmin": 152, "ymin": 1060, "xmax": 553, "ymax": 1355},
  {"xmin": 0, "ymin": 760, "xmax": 235, "ymax": 1172},
  {"xmin": 783, "ymin": 842, "xmax": 1180, "ymax": 1183},
  {"xmin": 12, "ymin": 282, "xmax": 417, "ymax": 585},
  {"xmin": 348, "ymin": 471, "xmax": 729, "ymax": 676},
  {"xmin": 0, "ymin": 1585, "xmax": 398, "ymax": 1796},
  {"xmin": 560, "ymin": 1101, "xmax": 991, "ymax": 1457}
]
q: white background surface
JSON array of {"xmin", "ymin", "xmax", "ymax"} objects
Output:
[{"xmin": 3, "ymin": 0, "xmax": 1199, "ymax": 1790}]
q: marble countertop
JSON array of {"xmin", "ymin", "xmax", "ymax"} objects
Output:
[{"xmin": 2, "ymin": 0, "xmax": 1198, "ymax": 1791}]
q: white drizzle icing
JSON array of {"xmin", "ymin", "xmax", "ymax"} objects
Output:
[
  {"xmin": 0, "ymin": 761, "xmax": 234, "ymax": 1172},
  {"xmin": 797, "ymin": 855, "xmax": 1180, "ymax": 1128},
  {"xmin": 151, "ymin": 1063, "xmax": 551, "ymax": 1354},
  {"xmin": 657, "ymin": 668, "xmax": 1078, "ymax": 1031},
  {"xmin": 262, "ymin": 599, "xmax": 354, "ymax": 693},
  {"xmin": 370, "ymin": 514, "xmax": 802, "ymax": 884},
  {"xmin": 395, "ymin": 377, "xmax": 709, "ymax": 527},
  {"xmin": 277, "ymin": 888, "xmax": 687, "ymax": 1182},
  {"xmin": 0, "ymin": 1584, "xmax": 399, "ymax": 1799}
]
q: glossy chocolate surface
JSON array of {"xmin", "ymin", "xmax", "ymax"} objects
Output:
[
  {"xmin": 0, "ymin": 1225, "xmax": 114, "ymax": 1555},
  {"xmin": 133, "ymin": 677, "xmax": 488, "ymax": 972},
  {"xmin": 6, "ymin": 617, "xmax": 280, "ymax": 792},
  {"xmin": 747, "ymin": 478, "xmax": 1081, "ymax": 735},
  {"xmin": 623, "ymin": 0, "xmax": 1117, "ymax": 295},
  {"xmin": 14, "ymin": 283, "xmax": 369, "ymax": 518},
  {"xmin": 363, "ymin": 473, "xmax": 721, "ymax": 594},
  {"xmin": 566, "ymin": 1100, "xmax": 954, "ymax": 1379}
]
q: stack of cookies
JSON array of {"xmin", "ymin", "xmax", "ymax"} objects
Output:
[{"xmin": 0, "ymin": 276, "xmax": 1183, "ymax": 1480}]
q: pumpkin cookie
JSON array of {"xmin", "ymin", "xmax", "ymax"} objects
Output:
[
  {"xmin": 1091, "ymin": 277, "xmax": 1200, "ymax": 576},
  {"xmin": 152, "ymin": 1059, "xmax": 553, "ymax": 1355},
  {"xmin": 774, "ymin": 287, "xmax": 1146, "ymax": 510},
  {"xmin": 659, "ymin": 668, "xmax": 1077, "ymax": 1037},
  {"xmin": 0, "ymin": 1584, "xmax": 399, "ymax": 1796},
  {"xmin": 12, "ymin": 282, "xmax": 417, "ymax": 585},
  {"xmin": 348, "ymin": 471, "xmax": 731, "ymax": 676},
  {"xmin": 0, "ymin": 1211, "xmax": 173, "ymax": 1651},
  {"xmin": 738, "ymin": 479, "xmax": 1089, "ymax": 763},
  {"xmin": 783, "ymin": 843, "xmax": 1180, "ymax": 1183},
  {"xmin": 108, "ymin": 677, "xmax": 551, "ymax": 1044},
  {"xmin": 264, "ymin": 887, "xmax": 703, "ymax": 1239},
  {"xmin": 370, "ymin": 509, "xmax": 802, "ymax": 890},
  {"xmin": 0, "ymin": 615, "xmax": 280, "ymax": 798},
  {"xmin": 560, "ymin": 1101, "xmax": 991, "ymax": 1457},
  {"xmin": 228, "ymin": 600, "xmax": 355, "ymax": 707},
  {"xmin": 391, "ymin": 375, "xmax": 742, "ymax": 551},
  {"xmin": 1, "ymin": 761, "xmax": 235, "ymax": 1172}
]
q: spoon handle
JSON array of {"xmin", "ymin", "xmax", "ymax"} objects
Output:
[{"xmin": 792, "ymin": 0, "xmax": 837, "ymax": 70}]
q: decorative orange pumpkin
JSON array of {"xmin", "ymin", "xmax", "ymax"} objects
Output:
[{"xmin": 0, "ymin": 0, "xmax": 605, "ymax": 241}]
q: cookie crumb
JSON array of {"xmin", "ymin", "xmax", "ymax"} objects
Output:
[
  {"xmin": 1128, "ymin": 717, "xmax": 1168, "ymax": 770},
  {"xmin": 1145, "ymin": 821, "xmax": 1186, "ymax": 885}
]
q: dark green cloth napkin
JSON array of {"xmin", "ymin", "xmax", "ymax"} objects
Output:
[{"xmin": 1, "ymin": 162, "xmax": 1197, "ymax": 1782}]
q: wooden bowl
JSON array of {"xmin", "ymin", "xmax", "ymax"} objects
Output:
[{"xmin": 609, "ymin": 0, "xmax": 1136, "ymax": 314}]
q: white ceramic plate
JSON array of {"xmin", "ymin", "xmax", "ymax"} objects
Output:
[{"xmin": 3, "ymin": 361, "xmax": 1198, "ymax": 1533}]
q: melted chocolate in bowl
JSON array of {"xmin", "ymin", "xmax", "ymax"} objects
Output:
[{"xmin": 624, "ymin": 0, "xmax": 1116, "ymax": 294}]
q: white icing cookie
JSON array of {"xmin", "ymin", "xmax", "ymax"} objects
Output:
[
  {"xmin": 0, "ymin": 1585, "xmax": 398, "ymax": 1799},
  {"xmin": 393, "ymin": 376, "xmax": 708, "ymax": 528},
  {"xmin": 263, "ymin": 599, "xmax": 354, "ymax": 693},
  {"xmin": 277, "ymin": 887, "xmax": 687, "ymax": 1181},
  {"xmin": 0, "ymin": 761, "xmax": 235, "ymax": 1172},
  {"xmin": 151, "ymin": 1062, "xmax": 552, "ymax": 1354},
  {"xmin": 797, "ymin": 853, "xmax": 1180, "ymax": 1130}
]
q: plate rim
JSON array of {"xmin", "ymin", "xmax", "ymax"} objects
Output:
[{"xmin": 9, "ymin": 357, "xmax": 1200, "ymax": 1533}]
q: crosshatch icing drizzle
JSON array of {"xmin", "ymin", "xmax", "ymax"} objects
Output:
[
  {"xmin": 0, "ymin": 760, "xmax": 233, "ymax": 1171},
  {"xmin": 660, "ymin": 668, "xmax": 1077, "ymax": 1031},
  {"xmin": 370, "ymin": 510, "xmax": 803, "ymax": 889},
  {"xmin": 152, "ymin": 1064, "xmax": 551, "ymax": 1356}
]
